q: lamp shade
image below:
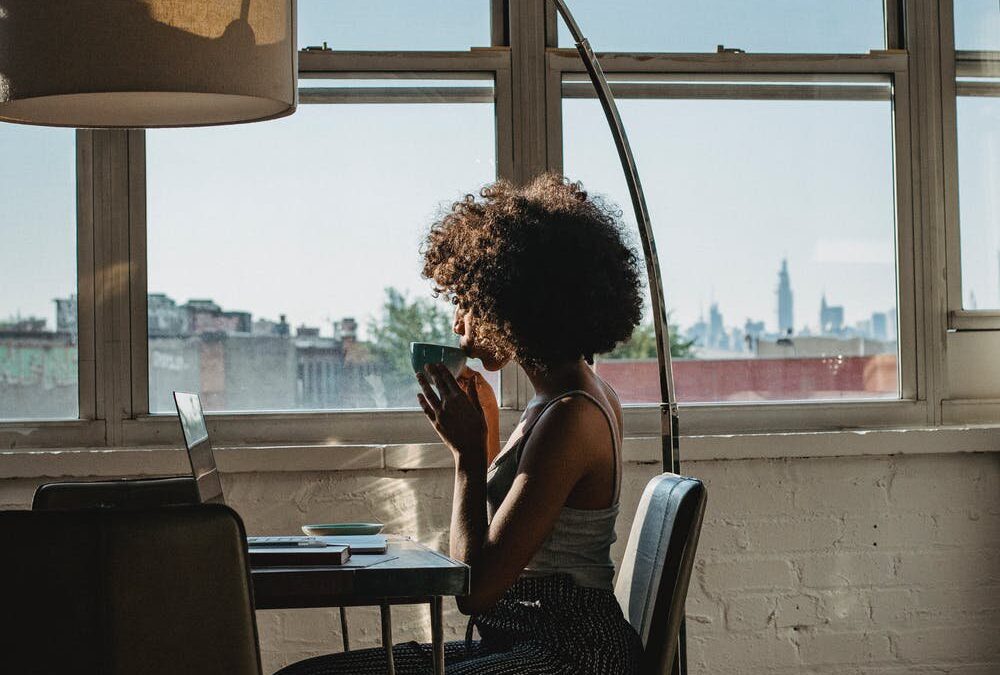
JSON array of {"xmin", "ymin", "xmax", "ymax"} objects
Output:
[{"xmin": 0, "ymin": 0, "xmax": 296, "ymax": 128}]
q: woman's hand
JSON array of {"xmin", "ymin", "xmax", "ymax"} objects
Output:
[{"xmin": 417, "ymin": 362, "xmax": 488, "ymax": 464}]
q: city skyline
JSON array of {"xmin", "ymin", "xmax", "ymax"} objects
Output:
[
  {"xmin": 5, "ymin": 3, "xmax": 992, "ymax": 337},
  {"xmin": 5, "ymin": 258, "xmax": 899, "ymax": 355}
]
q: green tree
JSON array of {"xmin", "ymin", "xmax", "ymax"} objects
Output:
[
  {"xmin": 606, "ymin": 320, "xmax": 696, "ymax": 360},
  {"xmin": 366, "ymin": 288, "xmax": 456, "ymax": 405}
]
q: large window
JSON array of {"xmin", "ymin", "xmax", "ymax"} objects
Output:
[
  {"xmin": 146, "ymin": 80, "xmax": 497, "ymax": 412},
  {"xmin": 563, "ymin": 78, "xmax": 900, "ymax": 403},
  {"xmin": 8, "ymin": 1, "xmax": 997, "ymax": 446},
  {"xmin": 0, "ymin": 126, "xmax": 78, "ymax": 420}
]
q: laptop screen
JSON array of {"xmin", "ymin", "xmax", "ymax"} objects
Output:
[{"xmin": 173, "ymin": 392, "xmax": 224, "ymax": 504}]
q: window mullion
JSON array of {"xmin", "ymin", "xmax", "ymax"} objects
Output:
[
  {"xmin": 76, "ymin": 130, "xmax": 97, "ymax": 422},
  {"xmin": 509, "ymin": 0, "xmax": 550, "ymax": 183},
  {"xmin": 906, "ymin": 0, "xmax": 949, "ymax": 422},
  {"xmin": 128, "ymin": 130, "xmax": 149, "ymax": 417},
  {"xmin": 892, "ymin": 66, "xmax": 922, "ymax": 403},
  {"xmin": 495, "ymin": 50, "xmax": 521, "ymax": 408},
  {"xmin": 91, "ymin": 129, "xmax": 135, "ymax": 445}
]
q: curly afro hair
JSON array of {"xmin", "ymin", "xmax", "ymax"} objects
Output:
[{"xmin": 421, "ymin": 173, "xmax": 644, "ymax": 370}]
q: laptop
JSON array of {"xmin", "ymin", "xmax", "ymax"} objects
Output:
[
  {"xmin": 172, "ymin": 391, "xmax": 388, "ymax": 555},
  {"xmin": 173, "ymin": 392, "xmax": 224, "ymax": 505}
]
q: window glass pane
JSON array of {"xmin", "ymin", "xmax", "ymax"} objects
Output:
[
  {"xmin": 564, "ymin": 79, "xmax": 899, "ymax": 403},
  {"xmin": 957, "ymin": 91, "xmax": 1000, "ymax": 309},
  {"xmin": 955, "ymin": 0, "xmax": 1000, "ymax": 51},
  {"xmin": 298, "ymin": 0, "xmax": 490, "ymax": 51},
  {"xmin": 0, "ymin": 126, "xmax": 78, "ymax": 420},
  {"xmin": 557, "ymin": 0, "xmax": 885, "ymax": 53},
  {"xmin": 147, "ymin": 81, "xmax": 497, "ymax": 412}
]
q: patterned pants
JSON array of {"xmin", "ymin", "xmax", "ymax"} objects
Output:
[{"xmin": 275, "ymin": 574, "xmax": 642, "ymax": 674}]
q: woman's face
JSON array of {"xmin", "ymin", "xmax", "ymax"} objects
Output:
[{"xmin": 453, "ymin": 305, "xmax": 510, "ymax": 371}]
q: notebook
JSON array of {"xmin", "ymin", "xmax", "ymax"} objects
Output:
[
  {"xmin": 248, "ymin": 543, "xmax": 351, "ymax": 567},
  {"xmin": 314, "ymin": 535, "xmax": 388, "ymax": 554},
  {"xmin": 246, "ymin": 534, "xmax": 388, "ymax": 554}
]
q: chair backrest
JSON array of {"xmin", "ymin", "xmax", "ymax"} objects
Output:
[
  {"xmin": 33, "ymin": 476, "xmax": 200, "ymax": 511},
  {"xmin": 615, "ymin": 473, "xmax": 707, "ymax": 675},
  {"xmin": 1, "ymin": 504, "xmax": 262, "ymax": 675}
]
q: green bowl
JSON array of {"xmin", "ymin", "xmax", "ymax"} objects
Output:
[
  {"xmin": 301, "ymin": 523, "xmax": 385, "ymax": 536},
  {"xmin": 410, "ymin": 342, "xmax": 467, "ymax": 378}
]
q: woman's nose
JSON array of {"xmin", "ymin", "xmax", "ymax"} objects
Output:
[{"xmin": 453, "ymin": 308, "xmax": 465, "ymax": 335}]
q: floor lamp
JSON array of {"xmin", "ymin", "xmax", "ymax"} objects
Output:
[{"xmin": 553, "ymin": 2, "xmax": 686, "ymax": 672}]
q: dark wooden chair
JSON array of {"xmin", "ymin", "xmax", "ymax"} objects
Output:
[
  {"xmin": 615, "ymin": 473, "xmax": 708, "ymax": 675},
  {"xmin": 33, "ymin": 477, "xmax": 362, "ymax": 657},
  {"xmin": 32, "ymin": 476, "xmax": 200, "ymax": 511},
  {"xmin": 1, "ymin": 504, "xmax": 262, "ymax": 675}
]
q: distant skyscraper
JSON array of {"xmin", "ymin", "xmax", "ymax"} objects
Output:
[
  {"xmin": 820, "ymin": 294, "xmax": 845, "ymax": 335},
  {"xmin": 708, "ymin": 302, "xmax": 727, "ymax": 349},
  {"xmin": 776, "ymin": 258, "xmax": 794, "ymax": 335},
  {"xmin": 871, "ymin": 312, "xmax": 888, "ymax": 341}
]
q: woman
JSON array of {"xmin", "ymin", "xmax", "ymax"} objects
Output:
[{"xmin": 279, "ymin": 174, "xmax": 644, "ymax": 674}]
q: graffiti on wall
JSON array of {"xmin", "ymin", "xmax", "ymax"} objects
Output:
[{"xmin": 0, "ymin": 344, "xmax": 78, "ymax": 389}]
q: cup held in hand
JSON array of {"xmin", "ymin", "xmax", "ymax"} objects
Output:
[{"xmin": 410, "ymin": 342, "xmax": 467, "ymax": 379}]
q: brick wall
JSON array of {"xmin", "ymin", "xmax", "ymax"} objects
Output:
[
  {"xmin": 2, "ymin": 451, "xmax": 997, "ymax": 674},
  {"xmin": 677, "ymin": 453, "xmax": 1000, "ymax": 674}
]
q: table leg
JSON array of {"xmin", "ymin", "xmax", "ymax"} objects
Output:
[
  {"xmin": 430, "ymin": 596, "xmax": 444, "ymax": 675},
  {"xmin": 339, "ymin": 607, "xmax": 350, "ymax": 652},
  {"xmin": 380, "ymin": 603, "xmax": 395, "ymax": 675}
]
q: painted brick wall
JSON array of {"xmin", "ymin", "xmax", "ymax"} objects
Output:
[
  {"xmin": 2, "ymin": 451, "xmax": 997, "ymax": 674},
  {"xmin": 678, "ymin": 453, "xmax": 1000, "ymax": 674}
]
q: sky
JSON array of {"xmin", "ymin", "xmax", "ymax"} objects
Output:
[{"xmin": 1, "ymin": 0, "xmax": 997, "ymax": 336}]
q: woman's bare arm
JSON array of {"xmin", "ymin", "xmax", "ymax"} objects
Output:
[{"xmin": 417, "ymin": 363, "xmax": 607, "ymax": 614}]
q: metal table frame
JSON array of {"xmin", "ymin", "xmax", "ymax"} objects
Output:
[{"xmin": 252, "ymin": 539, "xmax": 468, "ymax": 675}]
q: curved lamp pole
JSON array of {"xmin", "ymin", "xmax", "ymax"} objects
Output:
[{"xmin": 552, "ymin": 0, "xmax": 680, "ymax": 477}]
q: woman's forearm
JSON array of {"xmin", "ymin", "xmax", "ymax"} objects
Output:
[{"xmin": 450, "ymin": 455, "xmax": 488, "ymax": 569}]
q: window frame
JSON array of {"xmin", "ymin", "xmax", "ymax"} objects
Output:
[
  {"xmin": 4, "ymin": 0, "xmax": 983, "ymax": 449},
  {"xmin": 0, "ymin": 130, "xmax": 102, "ymax": 447},
  {"xmin": 124, "ymin": 48, "xmax": 517, "ymax": 447},
  {"xmin": 546, "ymin": 39, "xmax": 928, "ymax": 432}
]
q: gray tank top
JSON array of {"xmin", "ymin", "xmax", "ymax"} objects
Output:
[{"xmin": 485, "ymin": 389, "xmax": 622, "ymax": 591}]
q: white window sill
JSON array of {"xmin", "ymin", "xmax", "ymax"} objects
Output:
[{"xmin": 1, "ymin": 425, "xmax": 998, "ymax": 480}]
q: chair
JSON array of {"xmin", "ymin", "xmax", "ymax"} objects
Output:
[
  {"xmin": 1, "ymin": 504, "xmax": 262, "ymax": 675},
  {"xmin": 32, "ymin": 476, "xmax": 200, "ymax": 510},
  {"xmin": 615, "ymin": 473, "xmax": 708, "ymax": 675}
]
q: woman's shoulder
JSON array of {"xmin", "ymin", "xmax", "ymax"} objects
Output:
[
  {"xmin": 523, "ymin": 387, "xmax": 611, "ymax": 425},
  {"xmin": 593, "ymin": 374, "xmax": 624, "ymax": 432}
]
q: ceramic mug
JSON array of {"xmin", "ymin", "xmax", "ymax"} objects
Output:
[{"xmin": 410, "ymin": 342, "xmax": 467, "ymax": 378}]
